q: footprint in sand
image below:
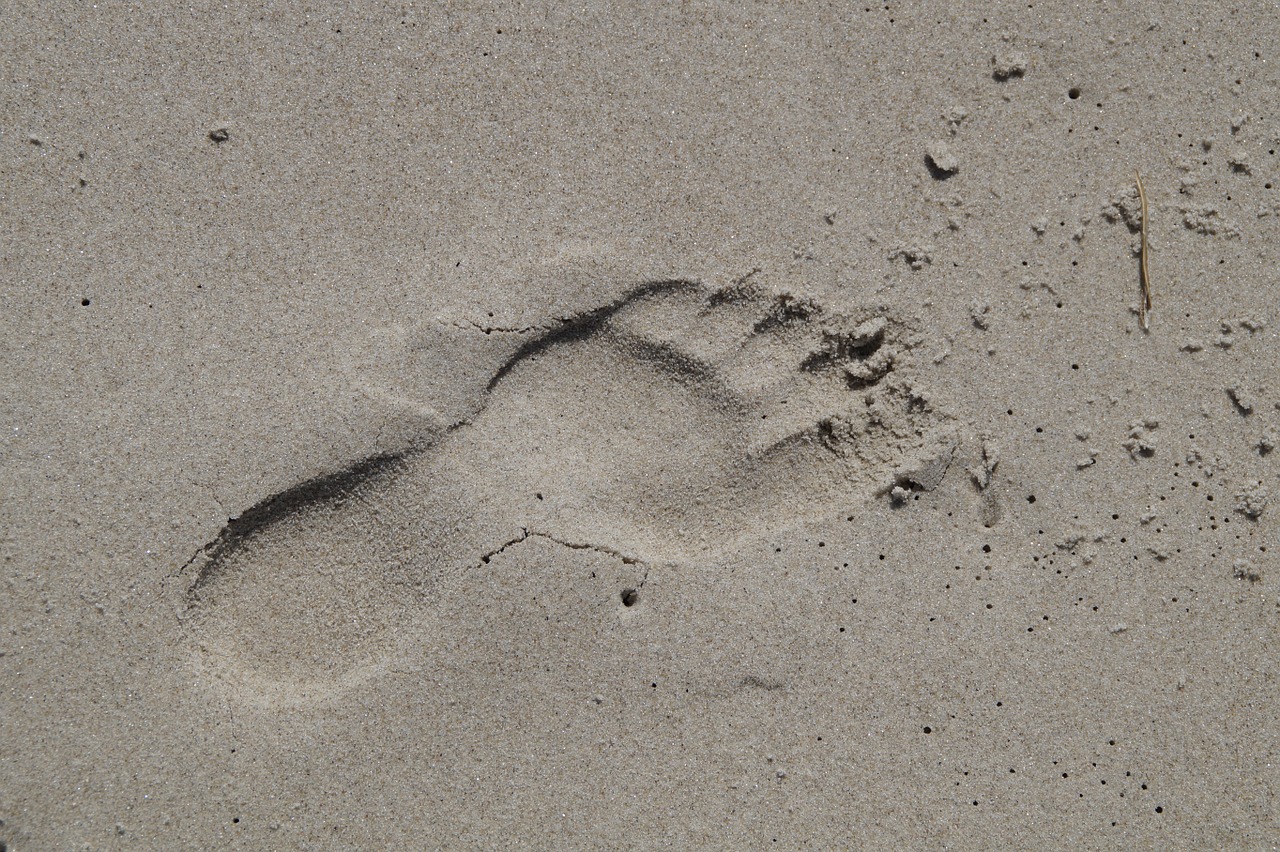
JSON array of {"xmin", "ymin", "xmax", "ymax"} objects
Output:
[{"xmin": 178, "ymin": 274, "xmax": 956, "ymax": 703}]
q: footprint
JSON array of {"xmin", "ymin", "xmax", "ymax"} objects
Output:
[{"xmin": 178, "ymin": 274, "xmax": 955, "ymax": 705}]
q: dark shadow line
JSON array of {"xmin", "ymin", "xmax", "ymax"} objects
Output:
[
  {"xmin": 484, "ymin": 279, "xmax": 705, "ymax": 392},
  {"xmin": 187, "ymin": 452, "xmax": 408, "ymax": 598}
]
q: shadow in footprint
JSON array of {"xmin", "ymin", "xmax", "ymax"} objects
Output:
[{"xmin": 178, "ymin": 275, "xmax": 954, "ymax": 705}]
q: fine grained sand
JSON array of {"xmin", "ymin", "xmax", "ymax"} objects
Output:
[{"xmin": 3, "ymin": 3, "xmax": 1278, "ymax": 848}]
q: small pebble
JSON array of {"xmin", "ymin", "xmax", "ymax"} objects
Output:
[{"xmin": 926, "ymin": 141, "xmax": 959, "ymax": 175}]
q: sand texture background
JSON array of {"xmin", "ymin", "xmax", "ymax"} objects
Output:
[{"xmin": 3, "ymin": 1, "xmax": 1279, "ymax": 848}]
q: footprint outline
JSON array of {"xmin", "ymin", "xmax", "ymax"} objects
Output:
[{"xmin": 177, "ymin": 274, "xmax": 955, "ymax": 707}]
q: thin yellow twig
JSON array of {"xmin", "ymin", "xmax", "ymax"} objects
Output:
[{"xmin": 1135, "ymin": 170, "xmax": 1152, "ymax": 330}]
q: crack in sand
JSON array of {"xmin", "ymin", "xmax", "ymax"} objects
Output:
[
  {"xmin": 449, "ymin": 319, "xmax": 567, "ymax": 336},
  {"xmin": 479, "ymin": 528, "xmax": 646, "ymax": 570}
]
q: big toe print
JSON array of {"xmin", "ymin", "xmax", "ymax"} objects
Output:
[{"xmin": 178, "ymin": 276, "xmax": 954, "ymax": 704}]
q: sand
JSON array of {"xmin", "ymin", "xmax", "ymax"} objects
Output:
[{"xmin": 3, "ymin": 2, "xmax": 1278, "ymax": 848}]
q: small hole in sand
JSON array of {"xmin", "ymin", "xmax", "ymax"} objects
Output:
[
  {"xmin": 620, "ymin": 588, "xmax": 638, "ymax": 607},
  {"xmin": 1068, "ymin": 87, "xmax": 1081, "ymax": 99}
]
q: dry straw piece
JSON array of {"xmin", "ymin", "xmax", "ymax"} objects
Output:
[{"xmin": 1135, "ymin": 170, "xmax": 1152, "ymax": 330}]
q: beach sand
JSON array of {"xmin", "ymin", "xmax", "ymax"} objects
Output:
[{"xmin": 3, "ymin": 2, "xmax": 1278, "ymax": 847}]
